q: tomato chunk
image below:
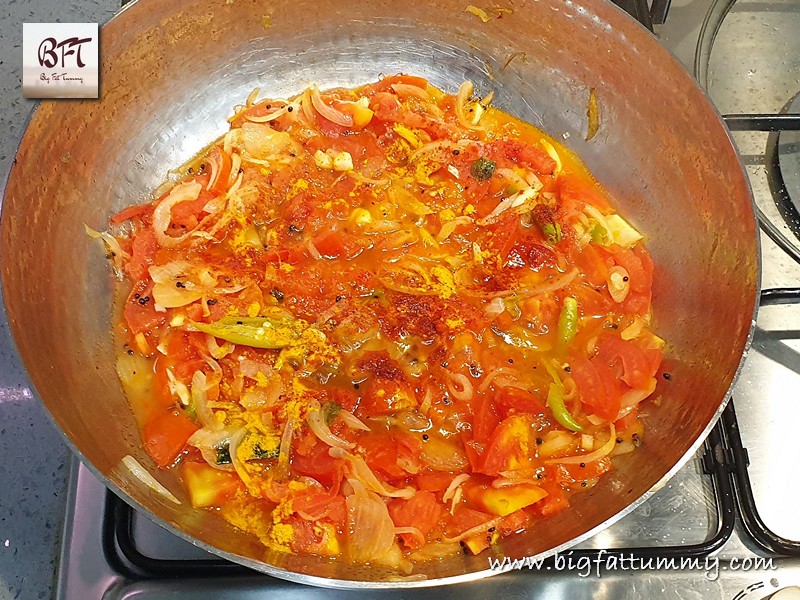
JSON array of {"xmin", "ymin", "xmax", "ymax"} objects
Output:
[
  {"xmin": 182, "ymin": 461, "xmax": 241, "ymax": 507},
  {"xmin": 124, "ymin": 279, "xmax": 165, "ymax": 334},
  {"xmin": 478, "ymin": 414, "xmax": 534, "ymax": 476},
  {"xmin": 143, "ymin": 408, "xmax": 199, "ymax": 468},
  {"xmin": 465, "ymin": 483, "xmax": 548, "ymax": 517},
  {"xmin": 570, "ymin": 356, "xmax": 621, "ymax": 421},
  {"xmin": 389, "ymin": 490, "xmax": 442, "ymax": 549}
]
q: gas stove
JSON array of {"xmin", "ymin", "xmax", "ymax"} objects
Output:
[{"xmin": 54, "ymin": 0, "xmax": 800, "ymax": 597}]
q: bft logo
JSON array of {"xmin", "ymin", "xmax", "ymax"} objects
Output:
[
  {"xmin": 37, "ymin": 36, "xmax": 93, "ymax": 69},
  {"xmin": 23, "ymin": 23, "xmax": 99, "ymax": 99}
]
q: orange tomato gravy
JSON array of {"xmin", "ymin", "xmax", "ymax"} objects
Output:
[{"xmin": 106, "ymin": 75, "xmax": 664, "ymax": 571}]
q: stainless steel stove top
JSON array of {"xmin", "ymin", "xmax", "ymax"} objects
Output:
[{"xmin": 54, "ymin": 0, "xmax": 800, "ymax": 597}]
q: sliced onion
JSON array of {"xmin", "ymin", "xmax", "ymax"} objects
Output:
[
  {"xmin": 409, "ymin": 139, "xmax": 462, "ymax": 162},
  {"xmin": 525, "ymin": 170, "xmax": 544, "ymax": 191},
  {"xmin": 84, "ymin": 224, "xmax": 129, "ymax": 277},
  {"xmin": 330, "ymin": 448, "xmax": 415, "ymax": 498},
  {"xmin": 232, "ymin": 374, "xmax": 244, "ymax": 396},
  {"xmin": 485, "ymin": 297, "xmax": 506, "ymax": 318},
  {"xmin": 346, "ymin": 479, "xmax": 395, "ymax": 561},
  {"xmin": 300, "ymin": 88, "xmax": 316, "ymax": 124},
  {"xmin": 408, "ymin": 542, "xmax": 461, "ymax": 561},
  {"xmin": 191, "ymin": 370, "xmax": 222, "ymax": 431},
  {"xmin": 442, "ymin": 516, "xmax": 503, "ymax": 544},
  {"xmin": 149, "ymin": 260, "xmax": 192, "ymax": 284},
  {"xmin": 307, "ymin": 401, "xmax": 355, "ymax": 449},
  {"xmin": 244, "ymin": 101, "xmax": 300, "ymax": 123},
  {"xmin": 165, "ymin": 369, "xmax": 190, "ymax": 406},
  {"xmin": 446, "ymin": 372, "xmax": 474, "ymax": 402},
  {"xmin": 152, "ymin": 181, "xmax": 203, "ymax": 247},
  {"xmin": 397, "ymin": 455, "xmax": 420, "ymax": 475},
  {"xmin": 620, "ymin": 316, "xmax": 646, "ymax": 341},
  {"xmin": 307, "ymin": 239, "xmax": 322, "ymax": 260},
  {"xmin": 213, "ymin": 283, "xmax": 247, "ymax": 295},
  {"xmin": 149, "ymin": 261, "xmax": 214, "ymax": 308},
  {"xmin": 419, "ymin": 386, "xmax": 433, "ymax": 415},
  {"xmin": 347, "ymin": 170, "xmax": 390, "ymax": 186},
  {"xmin": 436, "ymin": 216, "xmax": 472, "ymax": 242},
  {"xmin": 538, "ymin": 431, "xmax": 575, "ymax": 458},
  {"xmin": 586, "ymin": 414, "xmax": 606, "ymax": 426},
  {"xmin": 442, "ymin": 473, "xmax": 470, "ymax": 506},
  {"xmin": 278, "ymin": 417, "xmax": 295, "ymax": 466},
  {"xmin": 199, "ymin": 172, "xmax": 243, "ymax": 240},
  {"xmin": 187, "ymin": 427, "xmax": 236, "ymax": 472},
  {"xmin": 546, "ymin": 424, "xmax": 616, "ymax": 465},
  {"xmin": 394, "ymin": 526, "xmax": 426, "ymax": 545},
  {"xmin": 478, "ymin": 366, "xmax": 514, "ymax": 393},
  {"xmin": 154, "ymin": 284, "xmax": 204, "ymax": 308},
  {"xmin": 495, "ymin": 168, "xmax": 529, "ymax": 191},
  {"xmin": 339, "ymin": 409, "xmax": 370, "ymax": 431},
  {"xmin": 240, "ymin": 123, "xmax": 295, "ymax": 160},
  {"xmin": 491, "ymin": 477, "xmax": 541, "ymax": 489},
  {"xmin": 443, "ymin": 475, "xmax": 468, "ymax": 514},
  {"xmin": 608, "ymin": 266, "xmax": 631, "ymax": 303},
  {"xmin": 228, "ymin": 153, "xmax": 242, "ymax": 188},
  {"xmin": 245, "ymin": 87, "xmax": 260, "ymax": 107},
  {"xmin": 238, "ymin": 358, "xmax": 272, "ymax": 380},
  {"xmin": 505, "ymin": 268, "xmax": 579, "ymax": 300},
  {"xmin": 350, "ymin": 454, "xmax": 415, "ymax": 498},
  {"xmin": 391, "ymin": 83, "xmax": 431, "ymax": 101},
  {"xmin": 364, "ymin": 219, "xmax": 403, "ymax": 234},
  {"xmin": 205, "ymin": 355, "xmax": 223, "ymax": 376},
  {"xmin": 563, "ymin": 376, "xmax": 578, "ymax": 401},
  {"xmin": 477, "ymin": 186, "xmax": 538, "ymax": 226},
  {"xmin": 121, "ymin": 455, "xmax": 181, "ymax": 504},
  {"xmin": 420, "ymin": 435, "xmax": 469, "ymax": 472},
  {"xmin": 206, "ymin": 334, "xmax": 234, "ymax": 359},
  {"xmin": 228, "ymin": 427, "xmax": 250, "ymax": 484},
  {"xmin": 206, "ymin": 154, "xmax": 221, "ymax": 191},
  {"xmin": 222, "ymin": 129, "xmax": 237, "ymax": 155},
  {"xmin": 454, "ymin": 80, "xmax": 484, "ymax": 131},
  {"xmin": 616, "ymin": 377, "xmax": 657, "ymax": 420},
  {"xmin": 389, "ymin": 185, "xmax": 434, "ymax": 217},
  {"xmin": 395, "ymin": 410, "xmax": 430, "ymax": 431},
  {"xmin": 240, "ymin": 384, "xmax": 282, "ymax": 410},
  {"xmin": 540, "ymin": 139, "xmax": 562, "ymax": 175},
  {"xmin": 310, "ymin": 86, "xmax": 353, "ymax": 126}
]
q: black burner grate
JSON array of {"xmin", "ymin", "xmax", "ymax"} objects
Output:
[{"xmin": 725, "ymin": 288, "xmax": 800, "ymax": 557}]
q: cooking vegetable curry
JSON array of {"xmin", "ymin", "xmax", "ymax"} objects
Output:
[{"xmin": 94, "ymin": 75, "xmax": 664, "ymax": 571}]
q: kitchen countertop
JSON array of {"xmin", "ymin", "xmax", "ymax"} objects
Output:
[{"xmin": 0, "ymin": 3, "xmax": 119, "ymax": 599}]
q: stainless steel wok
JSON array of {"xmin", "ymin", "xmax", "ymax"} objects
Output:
[{"xmin": 0, "ymin": 0, "xmax": 759, "ymax": 587}]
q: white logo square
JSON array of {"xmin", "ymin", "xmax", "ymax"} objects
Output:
[{"xmin": 22, "ymin": 23, "xmax": 99, "ymax": 99}]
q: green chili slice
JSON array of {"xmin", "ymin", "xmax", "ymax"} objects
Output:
[
  {"xmin": 531, "ymin": 204, "xmax": 562, "ymax": 244},
  {"xmin": 557, "ymin": 297, "xmax": 579, "ymax": 345},
  {"xmin": 541, "ymin": 221, "xmax": 562, "ymax": 245},
  {"xmin": 192, "ymin": 316, "xmax": 305, "ymax": 349},
  {"xmin": 547, "ymin": 382, "xmax": 583, "ymax": 432}
]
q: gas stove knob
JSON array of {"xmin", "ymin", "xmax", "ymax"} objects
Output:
[{"xmin": 771, "ymin": 587, "xmax": 800, "ymax": 600}]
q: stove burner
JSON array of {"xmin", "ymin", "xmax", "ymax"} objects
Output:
[{"xmin": 767, "ymin": 92, "xmax": 800, "ymax": 239}]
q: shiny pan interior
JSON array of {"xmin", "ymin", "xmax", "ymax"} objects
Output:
[{"xmin": 0, "ymin": 0, "xmax": 759, "ymax": 587}]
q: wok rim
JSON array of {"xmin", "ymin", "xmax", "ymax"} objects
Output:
[{"xmin": 0, "ymin": 0, "xmax": 762, "ymax": 588}]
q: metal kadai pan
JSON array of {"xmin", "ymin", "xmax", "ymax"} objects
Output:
[{"xmin": 0, "ymin": 0, "xmax": 759, "ymax": 588}]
